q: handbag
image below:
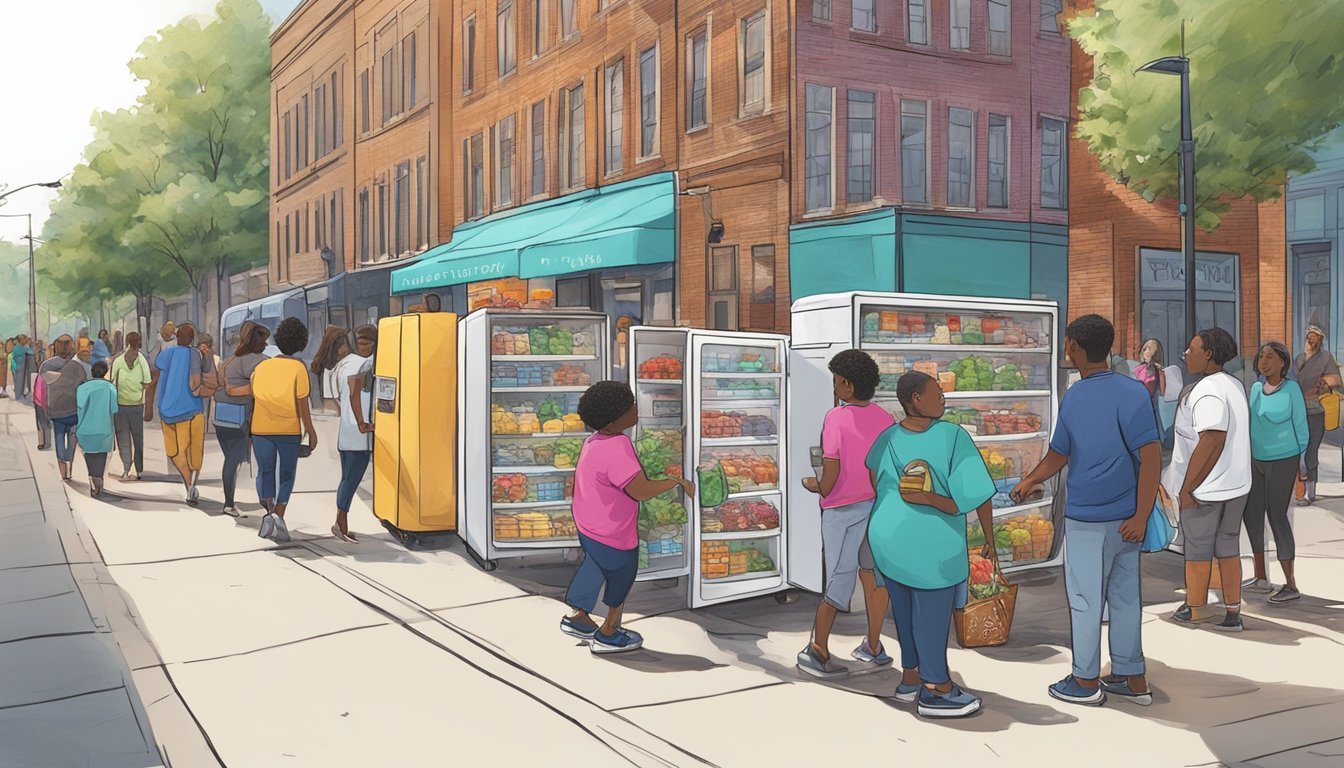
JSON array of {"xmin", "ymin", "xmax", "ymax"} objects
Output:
[
  {"xmin": 1141, "ymin": 496, "xmax": 1176, "ymax": 553},
  {"xmin": 211, "ymin": 357, "xmax": 247, "ymax": 429},
  {"xmin": 953, "ymin": 558, "xmax": 1018, "ymax": 648},
  {"xmin": 192, "ymin": 349, "xmax": 222, "ymax": 399}
]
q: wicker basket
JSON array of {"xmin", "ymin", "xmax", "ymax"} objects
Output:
[{"xmin": 953, "ymin": 568, "xmax": 1018, "ymax": 648}]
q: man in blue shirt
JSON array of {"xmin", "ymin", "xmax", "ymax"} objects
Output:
[
  {"xmin": 1012, "ymin": 315, "xmax": 1161, "ymax": 708},
  {"xmin": 147, "ymin": 323, "xmax": 205, "ymax": 505}
]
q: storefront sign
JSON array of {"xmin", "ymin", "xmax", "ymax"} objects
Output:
[
  {"xmin": 391, "ymin": 254, "xmax": 516, "ymax": 292},
  {"xmin": 1139, "ymin": 249, "xmax": 1238, "ymax": 295}
]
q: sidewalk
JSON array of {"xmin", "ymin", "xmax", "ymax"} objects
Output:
[{"xmin": 14, "ymin": 394, "xmax": 1344, "ymax": 766}]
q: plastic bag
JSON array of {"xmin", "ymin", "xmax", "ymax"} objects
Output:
[{"xmin": 1142, "ymin": 492, "xmax": 1176, "ymax": 553}]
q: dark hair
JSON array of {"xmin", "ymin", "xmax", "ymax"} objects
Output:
[
  {"xmin": 175, "ymin": 323, "xmax": 197, "ymax": 347},
  {"xmin": 1197, "ymin": 327, "xmax": 1238, "ymax": 366},
  {"xmin": 828, "ymin": 349, "xmax": 881, "ymax": 401},
  {"xmin": 91, "ymin": 360, "xmax": 109, "ymax": 379},
  {"xmin": 274, "ymin": 317, "xmax": 309, "ymax": 356},
  {"xmin": 1065, "ymin": 314, "xmax": 1115, "ymax": 363},
  {"xmin": 1141, "ymin": 338, "xmax": 1165, "ymax": 367},
  {"xmin": 233, "ymin": 321, "xmax": 271, "ymax": 358},
  {"xmin": 312, "ymin": 326, "xmax": 351, "ymax": 374},
  {"xmin": 126, "ymin": 331, "xmax": 142, "ymax": 350},
  {"xmin": 1257, "ymin": 342, "xmax": 1291, "ymax": 379},
  {"xmin": 577, "ymin": 380, "xmax": 635, "ymax": 431},
  {"xmin": 896, "ymin": 371, "xmax": 937, "ymax": 409}
]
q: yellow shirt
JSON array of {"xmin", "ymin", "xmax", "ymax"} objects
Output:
[{"xmin": 250, "ymin": 357, "xmax": 310, "ymax": 436}]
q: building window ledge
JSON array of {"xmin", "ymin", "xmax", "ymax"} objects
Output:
[
  {"xmin": 800, "ymin": 207, "xmax": 836, "ymax": 220},
  {"xmin": 944, "ymin": 206, "xmax": 978, "ymax": 213},
  {"xmin": 685, "ymin": 124, "xmax": 710, "ymax": 136}
]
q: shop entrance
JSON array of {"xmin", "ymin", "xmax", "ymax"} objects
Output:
[
  {"xmin": 1138, "ymin": 248, "xmax": 1240, "ymax": 363},
  {"xmin": 1293, "ymin": 242, "xmax": 1332, "ymax": 349}
]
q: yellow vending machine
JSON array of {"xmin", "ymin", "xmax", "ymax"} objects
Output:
[{"xmin": 372, "ymin": 312, "xmax": 458, "ymax": 546}]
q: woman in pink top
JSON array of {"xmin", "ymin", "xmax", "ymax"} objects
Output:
[
  {"xmin": 798, "ymin": 350, "xmax": 896, "ymax": 678},
  {"xmin": 562, "ymin": 381, "xmax": 695, "ymax": 654}
]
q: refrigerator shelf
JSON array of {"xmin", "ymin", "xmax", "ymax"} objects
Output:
[
  {"xmin": 701, "ymin": 436, "xmax": 779, "ymax": 447},
  {"xmin": 701, "ymin": 529, "xmax": 781, "ymax": 541},
  {"xmin": 862, "ymin": 343, "xmax": 1052, "ymax": 354},
  {"xmin": 637, "ymin": 378, "xmax": 684, "ymax": 386},
  {"xmin": 991, "ymin": 498, "xmax": 1054, "ymax": 518},
  {"xmin": 491, "ymin": 465, "xmax": 577, "ymax": 474},
  {"xmin": 723, "ymin": 489, "xmax": 782, "ymax": 501},
  {"xmin": 490, "ymin": 386, "xmax": 589, "ymax": 393},
  {"xmin": 971, "ymin": 431, "xmax": 1049, "ymax": 444},
  {"xmin": 700, "ymin": 371, "xmax": 784, "ymax": 379},
  {"xmin": 699, "ymin": 398, "xmax": 779, "ymax": 408},
  {"xmin": 492, "ymin": 500, "xmax": 572, "ymax": 510},
  {"xmin": 703, "ymin": 570, "xmax": 781, "ymax": 584},
  {"xmin": 493, "ymin": 354, "xmax": 599, "ymax": 362},
  {"xmin": 491, "ymin": 431, "xmax": 590, "ymax": 438},
  {"xmin": 877, "ymin": 390, "xmax": 1051, "ymax": 401},
  {"xmin": 493, "ymin": 537, "xmax": 581, "ymax": 548}
]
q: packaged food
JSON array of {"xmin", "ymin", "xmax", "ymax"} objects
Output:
[{"xmin": 900, "ymin": 460, "xmax": 933, "ymax": 493}]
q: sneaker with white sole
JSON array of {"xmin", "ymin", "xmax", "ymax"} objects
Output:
[
  {"xmin": 796, "ymin": 645, "xmax": 849, "ymax": 679},
  {"xmin": 222, "ymin": 505, "xmax": 240, "ymax": 518},
  {"xmin": 1214, "ymin": 612, "xmax": 1244, "ymax": 632},
  {"xmin": 1241, "ymin": 577, "xmax": 1274, "ymax": 593},
  {"xmin": 559, "ymin": 615, "xmax": 599, "ymax": 639},
  {"xmin": 1048, "ymin": 676, "xmax": 1107, "ymax": 706},
  {"xmin": 894, "ymin": 682, "xmax": 921, "ymax": 703},
  {"xmin": 591, "ymin": 627, "xmax": 643, "ymax": 654},
  {"xmin": 917, "ymin": 685, "xmax": 983, "ymax": 718},
  {"xmin": 258, "ymin": 513, "xmax": 276, "ymax": 540},
  {"xmin": 1101, "ymin": 676, "xmax": 1153, "ymax": 706},
  {"xmin": 852, "ymin": 640, "xmax": 894, "ymax": 666},
  {"xmin": 1269, "ymin": 586, "xmax": 1300, "ymax": 603}
]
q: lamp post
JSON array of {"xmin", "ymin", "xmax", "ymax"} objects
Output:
[
  {"xmin": 0, "ymin": 179, "xmax": 62, "ymax": 344},
  {"xmin": 1138, "ymin": 46, "xmax": 1197, "ymax": 346}
]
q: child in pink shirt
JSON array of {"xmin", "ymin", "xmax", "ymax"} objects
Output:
[{"xmin": 562, "ymin": 381, "xmax": 695, "ymax": 654}]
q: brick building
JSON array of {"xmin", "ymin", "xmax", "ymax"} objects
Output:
[{"xmin": 1066, "ymin": 12, "xmax": 1288, "ymax": 362}]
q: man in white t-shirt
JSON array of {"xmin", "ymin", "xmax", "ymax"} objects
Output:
[{"xmin": 1170, "ymin": 327, "xmax": 1252, "ymax": 632}]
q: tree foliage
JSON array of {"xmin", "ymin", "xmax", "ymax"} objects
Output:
[
  {"xmin": 1071, "ymin": 0, "xmax": 1344, "ymax": 230},
  {"xmin": 39, "ymin": 0, "xmax": 271, "ymax": 327}
]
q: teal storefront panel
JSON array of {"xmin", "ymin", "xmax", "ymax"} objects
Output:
[
  {"xmin": 788, "ymin": 210, "xmax": 898, "ymax": 300},
  {"xmin": 902, "ymin": 234, "xmax": 1031, "ymax": 298}
]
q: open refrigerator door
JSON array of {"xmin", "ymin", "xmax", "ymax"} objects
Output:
[
  {"xmin": 629, "ymin": 327, "xmax": 691, "ymax": 581},
  {"xmin": 689, "ymin": 332, "xmax": 789, "ymax": 608}
]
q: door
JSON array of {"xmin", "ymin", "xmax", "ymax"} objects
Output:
[
  {"xmin": 707, "ymin": 246, "xmax": 739, "ymax": 331},
  {"xmin": 1294, "ymin": 243, "xmax": 1332, "ymax": 350}
]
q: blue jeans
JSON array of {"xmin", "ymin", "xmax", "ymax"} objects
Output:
[
  {"xmin": 337, "ymin": 450, "xmax": 371, "ymax": 511},
  {"xmin": 566, "ymin": 532, "xmax": 640, "ymax": 612},
  {"xmin": 881, "ymin": 574, "xmax": 958, "ymax": 685},
  {"xmin": 1063, "ymin": 517, "xmax": 1145, "ymax": 679},
  {"xmin": 52, "ymin": 415, "xmax": 78, "ymax": 462},
  {"xmin": 252, "ymin": 434, "xmax": 301, "ymax": 506}
]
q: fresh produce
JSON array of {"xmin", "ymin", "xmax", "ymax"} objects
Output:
[
  {"xmin": 552, "ymin": 437, "xmax": 583, "ymax": 468},
  {"xmin": 968, "ymin": 554, "xmax": 1007, "ymax": 599},
  {"xmin": 992, "ymin": 363, "xmax": 1028, "ymax": 392},
  {"xmin": 706, "ymin": 499, "xmax": 780, "ymax": 532},
  {"xmin": 979, "ymin": 448, "xmax": 1015, "ymax": 481},
  {"xmin": 949, "ymin": 355, "xmax": 995, "ymax": 391},
  {"xmin": 698, "ymin": 463, "xmax": 729, "ymax": 507},
  {"xmin": 635, "ymin": 430, "xmax": 683, "ymax": 479},
  {"xmin": 701, "ymin": 411, "xmax": 777, "ymax": 438},
  {"xmin": 639, "ymin": 355, "xmax": 684, "ymax": 380},
  {"xmin": 702, "ymin": 541, "xmax": 776, "ymax": 578},
  {"xmin": 701, "ymin": 541, "xmax": 730, "ymax": 578},
  {"xmin": 711, "ymin": 453, "xmax": 779, "ymax": 489}
]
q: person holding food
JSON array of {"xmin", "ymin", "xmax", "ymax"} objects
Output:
[
  {"xmin": 1013, "ymin": 315, "xmax": 1161, "ymax": 708},
  {"xmin": 866, "ymin": 370, "xmax": 996, "ymax": 718},
  {"xmin": 561, "ymin": 381, "xmax": 694, "ymax": 654},
  {"xmin": 797, "ymin": 349, "xmax": 895, "ymax": 679}
]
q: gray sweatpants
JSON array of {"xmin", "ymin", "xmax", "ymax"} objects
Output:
[
  {"xmin": 1064, "ymin": 517, "xmax": 1145, "ymax": 679},
  {"xmin": 114, "ymin": 404, "xmax": 145, "ymax": 475}
]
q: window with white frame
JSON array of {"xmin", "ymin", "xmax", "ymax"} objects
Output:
[
  {"xmin": 686, "ymin": 29, "xmax": 708, "ymax": 130},
  {"xmin": 360, "ymin": 69, "xmax": 370, "ymax": 133},
  {"xmin": 469, "ymin": 133, "xmax": 485, "ymax": 218},
  {"xmin": 406, "ymin": 31, "xmax": 419, "ymax": 108},
  {"xmin": 948, "ymin": 107, "xmax": 974, "ymax": 207},
  {"xmin": 987, "ymin": 113, "xmax": 1009, "ymax": 207},
  {"xmin": 498, "ymin": 0, "xmax": 516, "ymax": 76},
  {"xmin": 377, "ymin": 180, "xmax": 388, "ymax": 256},
  {"xmin": 561, "ymin": 0, "xmax": 577, "ymax": 39},
  {"xmin": 812, "ymin": 0, "xmax": 830, "ymax": 22},
  {"xmin": 847, "ymin": 90, "xmax": 875, "ymax": 203},
  {"xmin": 496, "ymin": 114, "xmax": 516, "ymax": 207},
  {"xmin": 534, "ymin": 0, "xmax": 546, "ymax": 55},
  {"xmin": 531, "ymin": 101, "xmax": 546, "ymax": 196},
  {"xmin": 988, "ymin": 0, "xmax": 1010, "ymax": 55},
  {"xmin": 604, "ymin": 60, "xmax": 624, "ymax": 175},
  {"xmin": 805, "ymin": 83, "xmax": 834, "ymax": 212},
  {"xmin": 1040, "ymin": 0, "xmax": 1061, "ymax": 33},
  {"xmin": 639, "ymin": 46, "xmax": 658, "ymax": 157},
  {"xmin": 394, "ymin": 161, "xmax": 410, "ymax": 255},
  {"xmin": 951, "ymin": 0, "xmax": 970, "ymax": 49},
  {"xmin": 559, "ymin": 83, "xmax": 585, "ymax": 189},
  {"xmin": 852, "ymin": 0, "xmax": 875, "ymax": 32},
  {"xmin": 907, "ymin": 0, "xmax": 927, "ymax": 44},
  {"xmin": 741, "ymin": 12, "xmax": 766, "ymax": 114},
  {"xmin": 1041, "ymin": 116, "xmax": 1066, "ymax": 209},
  {"xmin": 900, "ymin": 99, "xmax": 927, "ymax": 203},
  {"xmin": 463, "ymin": 17, "xmax": 476, "ymax": 93}
]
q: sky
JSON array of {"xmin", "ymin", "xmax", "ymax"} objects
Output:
[{"xmin": 0, "ymin": 0, "xmax": 300, "ymax": 244}]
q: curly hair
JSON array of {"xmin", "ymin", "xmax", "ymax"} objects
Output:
[
  {"xmin": 273, "ymin": 317, "xmax": 309, "ymax": 357},
  {"xmin": 577, "ymin": 380, "xmax": 635, "ymax": 431},
  {"xmin": 828, "ymin": 349, "xmax": 881, "ymax": 401},
  {"xmin": 1197, "ymin": 327, "xmax": 1238, "ymax": 366},
  {"xmin": 1065, "ymin": 314, "xmax": 1115, "ymax": 364},
  {"xmin": 896, "ymin": 370, "xmax": 937, "ymax": 409}
]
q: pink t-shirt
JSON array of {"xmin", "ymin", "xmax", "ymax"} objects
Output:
[
  {"xmin": 820, "ymin": 402, "xmax": 896, "ymax": 509},
  {"xmin": 572, "ymin": 432, "xmax": 644, "ymax": 550}
]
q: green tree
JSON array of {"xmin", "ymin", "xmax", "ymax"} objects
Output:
[
  {"xmin": 1071, "ymin": 0, "xmax": 1344, "ymax": 230},
  {"xmin": 0, "ymin": 241, "xmax": 31, "ymax": 334}
]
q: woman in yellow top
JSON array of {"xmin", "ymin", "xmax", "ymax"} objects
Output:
[{"xmin": 251, "ymin": 318, "xmax": 317, "ymax": 543}]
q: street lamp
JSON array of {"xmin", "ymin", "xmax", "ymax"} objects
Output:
[
  {"xmin": 0, "ymin": 178, "xmax": 62, "ymax": 342},
  {"xmin": 1138, "ymin": 44, "xmax": 1197, "ymax": 346},
  {"xmin": 0, "ymin": 179, "xmax": 62, "ymax": 204}
]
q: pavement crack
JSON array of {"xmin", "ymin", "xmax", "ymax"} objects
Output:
[
  {"xmin": 0, "ymin": 629, "xmax": 97, "ymax": 646},
  {"xmin": 610, "ymin": 681, "xmax": 792, "ymax": 713},
  {"xmin": 179, "ymin": 623, "xmax": 388, "ymax": 665},
  {"xmin": 0, "ymin": 684, "xmax": 127, "ymax": 712},
  {"xmin": 0, "ymin": 588, "xmax": 76, "ymax": 605}
]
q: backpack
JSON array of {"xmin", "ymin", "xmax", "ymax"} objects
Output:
[{"xmin": 192, "ymin": 349, "xmax": 222, "ymax": 399}]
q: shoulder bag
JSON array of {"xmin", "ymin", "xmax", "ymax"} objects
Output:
[
  {"xmin": 212, "ymin": 357, "xmax": 248, "ymax": 430},
  {"xmin": 191, "ymin": 348, "xmax": 222, "ymax": 399}
]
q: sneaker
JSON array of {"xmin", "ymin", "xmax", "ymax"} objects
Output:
[
  {"xmin": 796, "ymin": 645, "xmax": 850, "ymax": 679},
  {"xmin": 1101, "ymin": 676, "xmax": 1153, "ymax": 706},
  {"xmin": 1049, "ymin": 676, "xmax": 1106, "ymax": 706},
  {"xmin": 559, "ymin": 615, "xmax": 599, "ymax": 639},
  {"xmin": 258, "ymin": 513, "xmax": 276, "ymax": 540},
  {"xmin": 1241, "ymin": 577, "xmax": 1274, "ymax": 593},
  {"xmin": 917, "ymin": 685, "xmax": 983, "ymax": 718},
  {"xmin": 1172, "ymin": 604, "xmax": 1217, "ymax": 625},
  {"xmin": 851, "ymin": 640, "xmax": 894, "ymax": 666},
  {"xmin": 894, "ymin": 682, "xmax": 922, "ymax": 703},
  {"xmin": 222, "ymin": 505, "xmax": 240, "ymax": 518},
  {"xmin": 271, "ymin": 515, "xmax": 291, "ymax": 543},
  {"xmin": 186, "ymin": 485, "xmax": 199, "ymax": 505},
  {"xmin": 121, "ymin": 469, "xmax": 130, "ymax": 481},
  {"xmin": 1214, "ymin": 612, "xmax": 1244, "ymax": 632},
  {"xmin": 1269, "ymin": 586, "xmax": 1301, "ymax": 603},
  {"xmin": 591, "ymin": 627, "xmax": 643, "ymax": 654}
]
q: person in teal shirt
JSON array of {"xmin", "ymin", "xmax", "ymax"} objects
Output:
[
  {"xmin": 76, "ymin": 360, "xmax": 119, "ymax": 498},
  {"xmin": 10, "ymin": 334, "xmax": 33, "ymax": 401},
  {"xmin": 1243, "ymin": 342, "xmax": 1309, "ymax": 602},
  {"xmin": 866, "ymin": 370, "xmax": 996, "ymax": 719}
]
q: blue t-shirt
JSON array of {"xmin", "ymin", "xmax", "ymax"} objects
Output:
[
  {"xmin": 1050, "ymin": 371, "xmax": 1160, "ymax": 522},
  {"xmin": 154, "ymin": 346, "xmax": 203, "ymax": 424}
]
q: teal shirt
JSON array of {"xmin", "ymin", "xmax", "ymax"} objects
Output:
[
  {"xmin": 1249, "ymin": 380, "xmax": 1309, "ymax": 462},
  {"xmin": 866, "ymin": 421, "xmax": 996, "ymax": 590},
  {"xmin": 75, "ymin": 379, "xmax": 119, "ymax": 454}
]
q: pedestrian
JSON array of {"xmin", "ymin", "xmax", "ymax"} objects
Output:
[
  {"xmin": 250, "ymin": 318, "xmax": 317, "ymax": 543},
  {"xmin": 316, "ymin": 325, "xmax": 377, "ymax": 543},
  {"xmin": 560, "ymin": 381, "xmax": 695, "ymax": 653},
  {"xmin": 214, "ymin": 322, "xmax": 270, "ymax": 517},
  {"xmin": 865, "ymin": 371, "xmax": 997, "ymax": 718},
  {"xmin": 146, "ymin": 323, "xmax": 206, "ymax": 505},
  {"xmin": 1170, "ymin": 327, "xmax": 1252, "ymax": 632},
  {"xmin": 112, "ymin": 330, "xmax": 124, "ymax": 356},
  {"xmin": 40, "ymin": 336, "xmax": 86, "ymax": 483},
  {"xmin": 11, "ymin": 334, "xmax": 34, "ymax": 401},
  {"xmin": 1013, "ymin": 315, "xmax": 1161, "ymax": 708},
  {"xmin": 145, "ymin": 322, "xmax": 178, "ymax": 399},
  {"xmin": 1292, "ymin": 325, "xmax": 1339, "ymax": 505},
  {"xmin": 0, "ymin": 338, "xmax": 10, "ymax": 398},
  {"xmin": 1243, "ymin": 342, "xmax": 1308, "ymax": 603},
  {"xmin": 76, "ymin": 337, "xmax": 94, "ymax": 377},
  {"xmin": 1135, "ymin": 339, "xmax": 1166, "ymax": 418},
  {"xmin": 32, "ymin": 350, "xmax": 52, "ymax": 451},
  {"xmin": 797, "ymin": 349, "xmax": 894, "ymax": 678},
  {"xmin": 76, "ymin": 361, "xmax": 119, "ymax": 498},
  {"xmin": 110, "ymin": 332, "xmax": 153, "ymax": 480},
  {"xmin": 93, "ymin": 329, "xmax": 111, "ymax": 366}
]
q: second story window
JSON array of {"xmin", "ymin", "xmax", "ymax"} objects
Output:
[
  {"xmin": 907, "ymin": 0, "xmax": 927, "ymax": 44},
  {"xmin": 360, "ymin": 69, "xmax": 370, "ymax": 133},
  {"xmin": 463, "ymin": 17, "xmax": 476, "ymax": 94},
  {"xmin": 531, "ymin": 101, "xmax": 546, "ymax": 196},
  {"xmin": 561, "ymin": 0, "xmax": 577, "ymax": 39},
  {"xmin": 559, "ymin": 83, "xmax": 585, "ymax": 189},
  {"xmin": 988, "ymin": 0, "xmax": 1011, "ymax": 55},
  {"xmin": 605, "ymin": 60, "xmax": 624, "ymax": 176},
  {"xmin": 380, "ymin": 46, "xmax": 398, "ymax": 123},
  {"xmin": 987, "ymin": 113, "xmax": 1009, "ymax": 208},
  {"xmin": 740, "ymin": 12, "xmax": 766, "ymax": 115},
  {"xmin": 498, "ymin": 0, "xmax": 516, "ymax": 77},
  {"xmin": 686, "ymin": 29, "xmax": 708, "ymax": 131},
  {"xmin": 406, "ymin": 31, "xmax": 419, "ymax": 108},
  {"xmin": 852, "ymin": 0, "xmax": 875, "ymax": 32},
  {"xmin": 469, "ymin": 133, "xmax": 485, "ymax": 218},
  {"xmin": 496, "ymin": 114, "xmax": 516, "ymax": 207},
  {"xmin": 812, "ymin": 0, "xmax": 830, "ymax": 22},
  {"xmin": 950, "ymin": 0, "xmax": 970, "ymax": 49},
  {"xmin": 847, "ymin": 90, "xmax": 875, "ymax": 203},
  {"xmin": 804, "ymin": 83, "xmax": 834, "ymax": 212},
  {"xmin": 533, "ymin": 0, "xmax": 546, "ymax": 56},
  {"xmin": 948, "ymin": 107, "xmax": 975, "ymax": 207},
  {"xmin": 315, "ymin": 83, "xmax": 327, "ymax": 158},
  {"xmin": 1041, "ymin": 0, "xmax": 1062, "ymax": 34},
  {"xmin": 900, "ymin": 99, "xmax": 928, "ymax": 204},
  {"xmin": 1041, "ymin": 116, "xmax": 1067, "ymax": 209},
  {"xmin": 639, "ymin": 46, "xmax": 658, "ymax": 157}
]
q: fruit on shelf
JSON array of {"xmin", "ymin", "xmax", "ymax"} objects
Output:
[
  {"xmin": 639, "ymin": 355, "xmax": 684, "ymax": 380},
  {"xmin": 491, "ymin": 474, "xmax": 529, "ymax": 503},
  {"xmin": 979, "ymin": 448, "xmax": 1015, "ymax": 481}
]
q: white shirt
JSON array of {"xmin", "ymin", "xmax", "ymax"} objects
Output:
[
  {"xmin": 1171, "ymin": 371, "xmax": 1252, "ymax": 501},
  {"xmin": 335, "ymin": 353, "xmax": 374, "ymax": 452}
]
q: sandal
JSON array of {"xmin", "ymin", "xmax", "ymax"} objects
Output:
[{"xmin": 331, "ymin": 524, "xmax": 358, "ymax": 543}]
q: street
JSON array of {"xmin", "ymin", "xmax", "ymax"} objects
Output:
[{"xmin": 4, "ymin": 395, "xmax": 1344, "ymax": 767}]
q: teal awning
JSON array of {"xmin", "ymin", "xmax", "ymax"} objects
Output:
[
  {"xmin": 392, "ymin": 173, "xmax": 676, "ymax": 293},
  {"xmin": 788, "ymin": 209, "xmax": 898, "ymax": 301}
]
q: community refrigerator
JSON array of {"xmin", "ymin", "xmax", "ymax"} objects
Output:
[
  {"xmin": 628, "ymin": 327, "xmax": 789, "ymax": 608},
  {"xmin": 458, "ymin": 309, "xmax": 609, "ymax": 570},
  {"xmin": 787, "ymin": 292, "xmax": 1063, "ymax": 594}
]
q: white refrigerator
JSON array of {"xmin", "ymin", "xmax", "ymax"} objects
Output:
[
  {"xmin": 458, "ymin": 309, "xmax": 610, "ymax": 570},
  {"xmin": 629, "ymin": 327, "xmax": 790, "ymax": 608},
  {"xmin": 788, "ymin": 292, "xmax": 1063, "ymax": 593}
]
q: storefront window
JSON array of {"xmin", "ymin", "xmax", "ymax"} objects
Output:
[
  {"xmin": 1139, "ymin": 248, "xmax": 1239, "ymax": 363},
  {"xmin": 555, "ymin": 276, "xmax": 591, "ymax": 307},
  {"xmin": 708, "ymin": 245, "xmax": 739, "ymax": 330},
  {"xmin": 1293, "ymin": 243, "xmax": 1332, "ymax": 346},
  {"xmin": 750, "ymin": 244, "xmax": 776, "ymax": 330}
]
